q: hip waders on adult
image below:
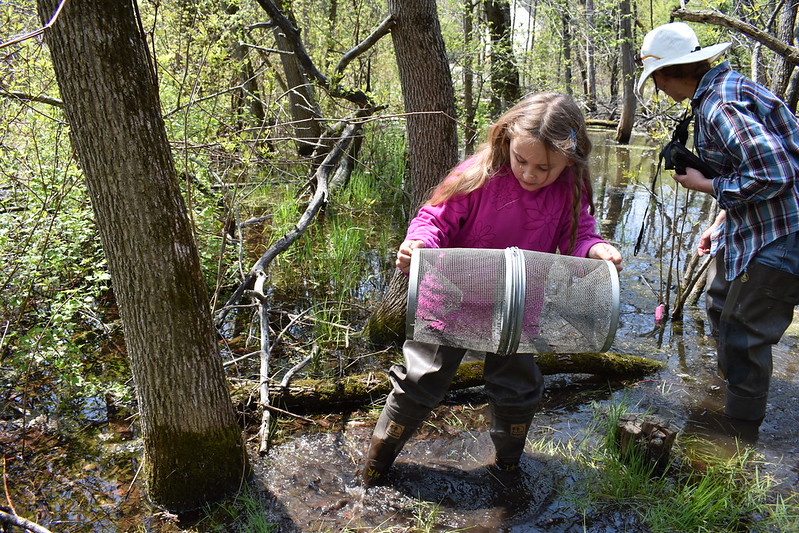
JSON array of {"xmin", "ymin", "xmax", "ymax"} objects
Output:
[{"xmin": 706, "ymin": 239, "xmax": 799, "ymax": 422}]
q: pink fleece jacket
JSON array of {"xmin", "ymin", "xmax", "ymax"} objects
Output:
[{"xmin": 406, "ymin": 163, "xmax": 606, "ymax": 257}]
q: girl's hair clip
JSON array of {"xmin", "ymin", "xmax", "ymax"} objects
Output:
[{"xmin": 570, "ymin": 128, "xmax": 577, "ymax": 150}]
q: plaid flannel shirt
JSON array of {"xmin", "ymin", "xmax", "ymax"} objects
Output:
[{"xmin": 692, "ymin": 61, "xmax": 799, "ymax": 280}]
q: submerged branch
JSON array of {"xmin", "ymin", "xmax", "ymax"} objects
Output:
[{"xmin": 0, "ymin": 509, "xmax": 54, "ymax": 533}]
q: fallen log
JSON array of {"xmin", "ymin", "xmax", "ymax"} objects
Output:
[
  {"xmin": 231, "ymin": 352, "xmax": 664, "ymax": 414},
  {"xmin": 586, "ymin": 118, "xmax": 618, "ymax": 129}
]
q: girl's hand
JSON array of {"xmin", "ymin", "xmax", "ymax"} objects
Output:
[
  {"xmin": 588, "ymin": 242, "xmax": 623, "ymax": 272},
  {"xmin": 396, "ymin": 240, "xmax": 425, "ymax": 274}
]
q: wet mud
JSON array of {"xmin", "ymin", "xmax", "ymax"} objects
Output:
[
  {"xmin": 250, "ymin": 272, "xmax": 799, "ymax": 532},
  {"xmin": 254, "ymin": 419, "xmax": 651, "ymax": 532}
]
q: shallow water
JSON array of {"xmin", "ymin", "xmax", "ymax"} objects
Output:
[
  {"xmin": 251, "ymin": 285, "xmax": 798, "ymax": 532},
  {"xmin": 3, "ymin": 131, "xmax": 797, "ymax": 531},
  {"xmin": 248, "ymin": 132, "xmax": 799, "ymax": 531}
]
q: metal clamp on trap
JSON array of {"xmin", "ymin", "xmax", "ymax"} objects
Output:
[{"xmin": 406, "ymin": 247, "xmax": 620, "ymax": 356}]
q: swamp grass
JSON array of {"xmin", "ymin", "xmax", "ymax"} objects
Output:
[
  {"xmin": 569, "ymin": 400, "xmax": 799, "ymax": 532},
  {"xmin": 192, "ymin": 397, "xmax": 798, "ymax": 532},
  {"xmin": 4, "ymin": 118, "xmax": 797, "ymax": 530},
  {"xmin": 194, "ymin": 127, "xmax": 798, "ymax": 532}
]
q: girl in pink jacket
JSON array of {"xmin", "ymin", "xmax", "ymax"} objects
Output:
[{"xmin": 360, "ymin": 93, "xmax": 622, "ymax": 489}]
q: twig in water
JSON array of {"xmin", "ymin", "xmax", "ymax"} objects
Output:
[
  {"xmin": 2, "ymin": 456, "xmax": 16, "ymax": 515},
  {"xmin": 281, "ymin": 345, "xmax": 318, "ymax": 388},
  {"xmin": 0, "ymin": 509, "xmax": 54, "ymax": 533},
  {"xmin": 263, "ymin": 404, "xmax": 315, "ymax": 424}
]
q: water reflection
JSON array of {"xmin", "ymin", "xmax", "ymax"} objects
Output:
[
  {"xmin": 256, "ymin": 130, "xmax": 798, "ymax": 532},
  {"xmin": 6, "ymin": 131, "xmax": 797, "ymax": 532},
  {"xmin": 256, "ymin": 133, "xmax": 799, "ymax": 531}
]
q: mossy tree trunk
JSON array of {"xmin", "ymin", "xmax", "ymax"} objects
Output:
[{"xmin": 37, "ymin": 0, "xmax": 249, "ymax": 512}]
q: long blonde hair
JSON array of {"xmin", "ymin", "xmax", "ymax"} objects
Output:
[{"xmin": 426, "ymin": 92, "xmax": 595, "ymax": 253}]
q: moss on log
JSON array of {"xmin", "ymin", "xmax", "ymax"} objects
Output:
[
  {"xmin": 231, "ymin": 352, "xmax": 664, "ymax": 414},
  {"xmin": 586, "ymin": 119, "xmax": 618, "ymax": 129}
]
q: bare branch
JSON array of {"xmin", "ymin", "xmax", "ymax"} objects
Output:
[
  {"xmin": 214, "ymin": 118, "xmax": 364, "ymax": 327},
  {"xmin": 253, "ymin": 0, "xmax": 374, "ymax": 107},
  {"xmin": 672, "ymin": 8, "xmax": 799, "ymax": 65},
  {"xmin": 0, "ymin": 510, "xmax": 54, "ymax": 533},
  {"xmin": 281, "ymin": 345, "xmax": 317, "ymax": 388},
  {"xmin": 1, "ymin": 90, "xmax": 63, "ymax": 108},
  {"xmin": 255, "ymin": 271, "xmax": 271, "ymax": 454},
  {"xmin": 335, "ymin": 15, "xmax": 397, "ymax": 77}
]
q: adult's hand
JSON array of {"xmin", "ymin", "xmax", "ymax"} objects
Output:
[
  {"xmin": 672, "ymin": 167, "xmax": 715, "ymax": 194},
  {"xmin": 697, "ymin": 210, "xmax": 726, "ymax": 257}
]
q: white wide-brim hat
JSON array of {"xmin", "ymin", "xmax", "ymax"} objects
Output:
[{"xmin": 636, "ymin": 22, "xmax": 731, "ymax": 95}]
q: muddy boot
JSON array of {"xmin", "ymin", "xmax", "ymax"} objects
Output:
[
  {"xmin": 487, "ymin": 417, "xmax": 531, "ymax": 488},
  {"xmin": 486, "ymin": 459, "xmax": 522, "ymax": 488},
  {"xmin": 687, "ymin": 407, "xmax": 761, "ymax": 445},
  {"xmin": 358, "ymin": 410, "xmax": 418, "ymax": 488},
  {"xmin": 359, "ymin": 435, "xmax": 401, "ymax": 487}
]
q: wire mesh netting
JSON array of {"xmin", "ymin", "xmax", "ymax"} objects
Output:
[{"xmin": 406, "ymin": 248, "xmax": 619, "ymax": 355}]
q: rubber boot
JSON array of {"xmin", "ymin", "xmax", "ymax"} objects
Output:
[
  {"xmin": 487, "ymin": 417, "xmax": 531, "ymax": 488},
  {"xmin": 358, "ymin": 409, "xmax": 418, "ymax": 488}
]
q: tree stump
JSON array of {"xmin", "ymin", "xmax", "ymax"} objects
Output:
[{"xmin": 616, "ymin": 414, "xmax": 679, "ymax": 472}]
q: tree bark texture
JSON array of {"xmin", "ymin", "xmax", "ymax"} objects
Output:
[
  {"xmin": 770, "ymin": 0, "xmax": 798, "ymax": 97},
  {"xmin": 387, "ymin": 0, "xmax": 458, "ymax": 209},
  {"xmin": 484, "ymin": 0, "xmax": 522, "ymax": 114},
  {"xmin": 232, "ymin": 352, "xmax": 665, "ymax": 413},
  {"xmin": 367, "ymin": 0, "xmax": 459, "ymax": 345},
  {"xmin": 37, "ymin": 0, "xmax": 248, "ymax": 512},
  {"xmin": 614, "ymin": 0, "xmax": 636, "ymax": 144}
]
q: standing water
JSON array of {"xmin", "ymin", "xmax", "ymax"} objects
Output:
[
  {"xmin": 247, "ymin": 130, "xmax": 798, "ymax": 531},
  {"xmin": 2, "ymin": 130, "xmax": 797, "ymax": 531}
]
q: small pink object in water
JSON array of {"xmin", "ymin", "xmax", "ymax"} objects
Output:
[{"xmin": 654, "ymin": 303, "xmax": 665, "ymax": 323}]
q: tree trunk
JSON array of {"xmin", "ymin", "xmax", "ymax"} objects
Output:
[
  {"xmin": 37, "ymin": 0, "xmax": 248, "ymax": 512},
  {"xmin": 614, "ymin": 0, "xmax": 635, "ymax": 144},
  {"xmin": 271, "ymin": 0, "xmax": 323, "ymax": 157},
  {"xmin": 232, "ymin": 352, "xmax": 665, "ymax": 413},
  {"xmin": 770, "ymin": 0, "xmax": 799, "ymax": 99},
  {"xmin": 484, "ymin": 0, "xmax": 522, "ymax": 114},
  {"xmin": 463, "ymin": 1, "xmax": 478, "ymax": 154},
  {"xmin": 367, "ymin": 0, "xmax": 459, "ymax": 345},
  {"xmin": 584, "ymin": 0, "xmax": 597, "ymax": 112},
  {"xmin": 561, "ymin": 7, "xmax": 573, "ymax": 96}
]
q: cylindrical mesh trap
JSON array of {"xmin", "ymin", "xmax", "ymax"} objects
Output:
[{"xmin": 406, "ymin": 247, "xmax": 619, "ymax": 355}]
